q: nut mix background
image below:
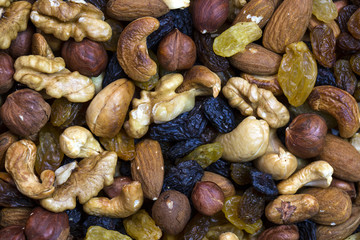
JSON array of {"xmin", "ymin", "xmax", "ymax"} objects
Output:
[{"xmin": 1, "ymin": 0, "xmax": 360, "ymax": 239}]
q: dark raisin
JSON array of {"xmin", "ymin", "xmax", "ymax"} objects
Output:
[
  {"xmin": 315, "ymin": 65, "xmax": 337, "ymax": 87},
  {"xmin": 310, "ymin": 24, "xmax": 336, "ymax": 68},
  {"xmin": 337, "ymin": 32, "xmax": 360, "ymax": 52},
  {"xmin": 119, "ymin": 160, "xmax": 132, "ymax": 177},
  {"xmin": 203, "ymin": 97, "xmax": 236, "ymax": 133},
  {"xmin": 66, "ymin": 206, "xmax": 85, "ymax": 239},
  {"xmin": 166, "ymin": 138, "xmax": 204, "ymax": 161},
  {"xmin": 230, "ymin": 162, "xmax": 254, "ymax": 186},
  {"xmin": 85, "ymin": 0, "xmax": 106, "ymax": 11},
  {"xmin": 149, "ymin": 101, "xmax": 208, "ymax": 142},
  {"xmin": 250, "ymin": 169, "xmax": 278, "ymax": 197},
  {"xmin": 147, "ymin": 14, "xmax": 175, "ymax": 49},
  {"xmin": 296, "ymin": 220, "xmax": 317, "ymax": 240},
  {"xmin": 82, "ymin": 215, "xmax": 124, "ymax": 236},
  {"xmin": 169, "ymin": 9, "xmax": 193, "ymax": 36},
  {"xmin": 337, "ymin": 5, "xmax": 359, "ymax": 33},
  {"xmin": 205, "ymin": 159, "xmax": 231, "ymax": 178},
  {"xmin": 162, "ymin": 160, "xmax": 204, "ymax": 197},
  {"xmin": 350, "ymin": 0, "xmax": 360, "ymax": 6},
  {"xmin": 0, "ymin": 179, "xmax": 34, "ymax": 207},
  {"xmin": 102, "ymin": 53, "xmax": 126, "ymax": 88},
  {"xmin": 238, "ymin": 187, "xmax": 266, "ymax": 224},
  {"xmin": 334, "ymin": 59, "xmax": 357, "ymax": 95},
  {"xmin": 194, "ymin": 30, "xmax": 230, "ymax": 72},
  {"xmin": 200, "ymin": 125, "xmax": 219, "ymax": 143}
]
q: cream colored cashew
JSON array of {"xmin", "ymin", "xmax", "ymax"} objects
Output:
[
  {"xmin": 60, "ymin": 126, "xmax": 103, "ymax": 158},
  {"xmin": 162, "ymin": 0, "xmax": 190, "ymax": 9},
  {"xmin": 350, "ymin": 133, "xmax": 360, "ymax": 153},
  {"xmin": 83, "ymin": 181, "xmax": 144, "ymax": 218},
  {"xmin": 277, "ymin": 160, "xmax": 334, "ymax": 194},
  {"xmin": 5, "ymin": 140, "xmax": 55, "ymax": 199}
]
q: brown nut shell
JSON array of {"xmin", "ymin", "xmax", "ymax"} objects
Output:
[
  {"xmin": 191, "ymin": 181, "xmax": 225, "ymax": 216},
  {"xmin": 0, "ymin": 89, "xmax": 51, "ymax": 137},
  {"xmin": 330, "ymin": 178, "xmax": 356, "ymax": 199},
  {"xmin": 0, "ymin": 52, "xmax": 14, "ymax": 94},
  {"xmin": 257, "ymin": 224, "xmax": 299, "ymax": 240},
  {"xmin": 285, "ymin": 113, "xmax": 328, "ymax": 158},
  {"xmin": 103, "ymin": 176, "xmax": 133, "ymax": 199},
  {"xmin": 8, "ymin": 25, "xmax": 35, "ymax": 59},
  {"xmin": 157, "ymin": 29, "xmax": 196, "ymax": 71},
  {"xmin": 0, "ymin": 225, "xmax": 26, "ymax": 240},
  {"xmin": 152, "ymin": 190, "xmax": 191, "ymax": 235},
  {"xmin": 86, "ymin": 79, "xmax": 135, "ymax": 138},
  {"xmin": 201, "ymin": 171, "xmax": 235, "ymax": 198},
  {"xmin": 0, "ymin": 131, "xmax": 17, "ymax": 171}
]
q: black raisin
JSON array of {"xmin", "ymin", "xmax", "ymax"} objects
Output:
[
  {"xmin": 149, "ymin": 101, "xmax": 208, "ymax": 142},
  {"xmin": 250, "ymin": 169, "xmax": 278, "ymax": 197},
  {"xmin": 169, "ymin": 9, "xmax": 193, "ymax": 36},
  {"xmin": 203, "ymin": 97, "xmax": 236, "ymax": 133},
  {"xmin": 82, "ymin": 215, "xmax": 124, "ymax": 236},
  {"xmin": 102, "ymin": 53, "xmax": 126, "ymax": 88},
  {"xmin": 238, "ymin": 187, "xmax": 266, "ymax": 224},
  {"xmin": 315, "ymin": 65, "xmax": 337, "ymax": 87},
  {"xmin": 166, "ymin": 138, "xmax": 204, "ymax": 161},
  {"xmin": 85, "ymin": 0, "xmax": 106, "ymax": 11},
  {"xmin": 296, "ymin": 220, "xmax": 317, "ymax": 240},
  {"xmin": 230, "ymin": 163, "xmax": 254, "ymax": 186},
  {"xmin": 205, "ymin": 159, "xmax": 230, "ymax": 178},
  {"xmin": 200, "ymin": 125, "xmax": 218, "ymax": 143},
  {"xmin": 162, "ymin": 160, "xmax": 204, "ymax": 197},
  {"xmin": 0, "ymin": 179, "xmax": 34, "ymax": 207},
  {"xmin": 337, "ymin": 5, "xmax": 359, "ymax": 33},
  {"xmin": 147, "ymin": 14, "xmax": 175, "ymax": 49},
  {"xmin": 66, "ymin": 206, "xmax": 85, "ymax": 239},
  {"xmin": 119, "ymin": 160, "xmax": 132, "ymax": 177}
]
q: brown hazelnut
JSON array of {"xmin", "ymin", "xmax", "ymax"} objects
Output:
[
  {"xmin": 157, "ymin": 29, "xmax": 196, "ymax": 71},
  {"xmin": 0, "ymin": 89, "xmax": 51, "ymax": 137},
  {"xmin": 0, "ymin": 225, "xmax": 26, "ymax": 240},
  {"xmin": 0, "ymin": 52, "xmax": 14, "ymax": 94},
  {"xmin": 25, "ymin": 207, "xmax": 69, "ymax": 240},
  {"xmin": 8, "ymin": 25, "xmax": 35, "ymax": 59},
  {"xmin": 191, "ymin": 0, "xmax": 229, "ymax": 34},
  {"xmin": 152, "ymin": 190, "xmax": 191, "ymax": 235},
  {"xmin": 191, "ymin": 181, "xmax": 225, "ymax": 216},
  {"xmin": 330, "ymin": 178, "xmax": 356, "ymax": 199},
  {"xmin": 285, "ymin": 113, "xmax": 328, "ymax": 158},
  {"xmin": 61, "ymin": 38, "xmax": 108, "ymax": 77},
  {"xmin": 257, "ymin": 225, "xmax": 299, "ymax": 240},
  {"xmin": 103, "ymin": 176, "xmax": 133, "ymax": 198}
]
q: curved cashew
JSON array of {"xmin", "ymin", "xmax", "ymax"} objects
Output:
[
  {"xmin": 60, "ymin": 126, "xmax": 103, "ymax": 158},
  {"xmin": 5, "ymin": 140, "xmax": 55, "ymax": 199},
  {"xmin": 83, "ymin": 181, "xmax": 143, "ymax": 218},
  {"xmin": 117, "ymin": 17, "xmax": 159, "ymax": 82},
  {"xmin": 255, "ymin": 147, "xmax": 298, "ymax": 180},
  {"xmin": 277, "ymin": 160, "xmax": 333, "ymax": 195},
  {"xmin": 308, "ymin": 85, "xmax": 360, "ymax": 138}
]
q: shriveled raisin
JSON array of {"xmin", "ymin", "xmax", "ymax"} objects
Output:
[
  {"xmin": 310, "ymin": 24, "xmax": 336, "ymax": 68},
  {"xmin": 0, "ymin": 178, "xmax": 34, "ymax": 207},
  {"xmin": 147, "ymin": 13, "xmax": 175, "ymax": 49},
  {"xmin": 348, "ymin": 8, "xmax": 360, "ymax": 40},
  {"xmin": 238, "ymin": 187, "xmax": 266, "ymax": 224},
  {"xmin": 205, "ymin": 159, "xmax": 231, "ymax": 178},
  {"xmin": 170, "ymin": 9, "xmax": 193, "ymax": 37},
  {"xmin": 250, "ymin": 169, "xmax": 278, "ymax": 197},
  {"xmin": 85, "ymin": 0, "xmax": 106, "ymax": 11},
  {"xmin": 50, "ymin": 98, "xmax": 83, "ymax": 128},
  {"xmin": 337, "ymin": 32, "xmax": 360, "ymax": 52},
  {"xmin": 350, "ymin": 52, "xmax": 360, "ymax": 75},
  {"xmin": 203, "ymin": 97, "xmax": 236, "ymax": 133},
  {"xmin": 123, "ymin": 210, "xmax": 162, "ymax": 240},
  {"xmin": 337, "ymin": 5, "xmax": 358, "ymax": 33},
  {"xmin": 180, "ymin": 142, "xmax": 224, "ymax": 168},
  {"xmin": 312, "ymin": 0, "xmax": 338, "ymax": 23},
  {"xmin": 205, "ymin": 224, "xmax": 244, "ymax": 240},
  {"xmin": 103, "ymin": 19, "xmax": 123, "ymax": 52},
  {"xmin": 194, "ymin": 31, "xmax": 230, "ymax": 72},
  {"xmin": 334, "ymin": 59, "xmax": 357, "ymax": 95},
  {"xmin": 200, "ymin": 125, "xmax": 219, "ymax": 143},
  {"xmin": 82, "ymin": 215, "xmax": 124, "ymax": 237},
  {"xmin": 85, "ymin": 226, "xmax": 131, "ymax": 240},
  {"xmin": 296, "ymin": 220, "xmax": 317, "ymax": 240},
  {"xmin": 315, "ymin": 66, "xmax": 337, "ymax": 86},
  {"xmin": 102, "ymin": 53, "xmax": 126, "ymax": 88},
  {"xmin": 230, "ymin": 163, "xmax": 253, "ymax": 186},
  {"xmin": 166, "ymin": 138, "xmax": 204, "ymax": 161},
  {"xmin": 99, "ymin": 129, "xmax": 135, "ymax": 161}
]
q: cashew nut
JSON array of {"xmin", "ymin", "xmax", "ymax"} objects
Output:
[
  {"xmin": 5, "ymin": 140, "xmax": 55, "ymax": 199},
  {"xmin": 117, "ymin": 17, "xmax": 159, "ymax": 82},
  {"xmin": 277, "ymin": 160, "xmax": 333, "ymax": 195},
  {"xmin": 308, "ymin": 85, "xmax": 360, "ymax": 138},
  {"xmin": 83, "ymin": 181, "xmax": 143, "ymax": 218},
  {"xmin": 60, "ymin": 126, "xmax": 103, "ymax": 158}
]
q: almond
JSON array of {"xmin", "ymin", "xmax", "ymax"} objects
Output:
[
  {"xmin": 201, "ymin": 171, "xmax": 236, "ymax": 198},
  {"xmin": 318, "ymin": 134, "xmax": 360, "ymax": 182},
  {"xmin": 131, "ymin": 139, "xmax": 164, "ymax": 200},
  {"xmin": 229, "ymin": 43, "xmax": 282, "ymax": 75},
  {"xmin": 233, "ymin": 0, "xmax": 275, "ymax": 29},
  {"xmin": 262, "ymin": 0, "xmax": 312, "ymax": 53}
]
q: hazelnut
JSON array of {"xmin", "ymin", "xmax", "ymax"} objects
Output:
[
  {"xmin": 285, "ymin": 113, "xmax": 328, "ymax": 158},
  {"xmin": 257, "ymin": 225, "xmax": 299, "ymax": 240},
  {"xmin": 103, "ymin": 176, "xmax": 133, "ymax": 198},
  {"xmin": 152, "ymin": 190, "xmax": 191, "ymax": 235},
  {"xmin": 25, "ymin": 207, "xmax": 69, "ymax": 240},
  {"xmin": 8, "ymin": 25, "xmax": 35, "ymax": 59},
  {"xmin": 61, "ymin": 38, "xmax": 108, "ymax": 77},
  {"xmin": 191, "ymin": 181, "xmax": 225, "ymax": 216},
  {"xmin": 157, "ymin": 29, "xmax": 196, "ymax": 71},
  {"xmin": 0, "ymin": 52, "xmax": 14, "ymax": 94},
  {"xmin": 0, "ymin": 225, "xmax": 26, "ymax": 240},
  {"xmin": 330, "ymin": 178, "xmax": 356, "ymax": 199},
  {"xmin": 0, "ymin": 89, "xmax": 51, "ymax": 137},
  {"xmin": 191, "ymin": 0, "xmax": 229, "ymax": 34}
]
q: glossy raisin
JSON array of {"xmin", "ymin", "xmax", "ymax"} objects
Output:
[
  {"xmin": 200, "ymin": 125, "xmax": 219, "ymax": 143},
  {"xmin": 337, "ymin": 5, "xmax": 358, "ymax": 33},
  {"xmin": 203, "ymin": 97, "xmax": 236, "ymax": 133},
  {"xmin": 310, "ymin": 24, "xmax": 336, "ymax": 68},
  {"xmin": 238, "ymin": 187, "xmax": 266, "ymax": 224},
  {"xmin": 149, "ymin": 101, "xmax": 208, "ymax": 142},
  {"xmin": 169, "ymin": 9, "xmax": 193, "ymax": 37},
  {"xmin": 296, "ymin": 220, "xmax": 317, "ymax": 240},
  {"xmin": 348, "ymin": 8, "xmax": 360, "ymax": 40},
  {"xmin": 350, "ymin": 52, "xmax": 360, "ymax": 75},
  {"xmin": 194, "ymin": 31, "xmax": 230, "ymax": 72},
  {"xmin": 312, "ymin": 0, "xmax": 338, "ymax": 23},
  {"xmin": 123, "ymin": 210, "xmax": 162, "ymax": 240},
  {"xmin": 180, "ymin": 142, "xmax": 224, "ymax": 168},
  {"xmin": 353, "ymin": 81, "xmax": 360, "ymax": 101},
  {"xmin": 250, "ymin": 169, "xmax": 278, "ymax": 197},
  {"xmin": 50, "ymin": 98, "xmax": 83, "ymax": 128},
  {"xmin": 337, "ymin": 32, "xmax": 360, "ymax": 52},
  {"xmin": 102, "ymin": 53, "xmax": 126, "ymax": 88},
  {"xmin": 85, "ymin": 226, "xmax": 131, "ymax": 240},
  {"xmin": 334, "ymin": 59, "xmax": 357, "ymax": 94},
  {"xmin": 103, "ymin": 19, "xmax": 123, "ymax": 52},
  {"xmin": 166, "ymin": 138, "xmax": 204, "ymax": 161},
  {"xmin": 205, "ymin": 159, "xmax": 231, "ymax": 178},
  {"xmin": 162, "ymin": 160, "xmax": 204, "ymax": 197},
  {"xmin": 315, "ymin": 65, "xmax": 337, "ymax": 86},
  {"xmin": 147, "ymin": 13, "xmax": 175, "ymax": 49},
  {"xmin": 230, "ymin": 163, "xmax": 253, "ymax": 186},
  {"xmin": 0, "ymin": 179, "xmax": 34, "ymax": 207},
  {"xmin": 100, "ymin": 129, "xmax": 136, "ymax": 161},
  {"xmin": 350, "ymin": 0, "xmax": 360, "ymax": 6}
]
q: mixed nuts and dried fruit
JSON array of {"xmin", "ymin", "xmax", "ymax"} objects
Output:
[{"xmin": 2, "ymin": 0, "xmax": 360, "ymax": 239}]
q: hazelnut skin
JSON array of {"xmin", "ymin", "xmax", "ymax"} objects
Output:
[
  {"xmin": 257, "ymin": 225, "xmax": 299, "ymax": 240},
  {"xmin": 152, "ymin": 190, "xmax": 191, "ymax": 235},
  {"xmin": 9, "ymin": 25, "xmax": 35, "ymax": 59},
  {"xmin": 0, "ymin": 52, "xmax": 14, "ymax": 94},
  {"xmin": 285, "ymin": 113, "xmax": 328, "ymax": 158},
  {"xmin": 191, "ymin": 181, "xmax": 225, "ymax": 216},
  {"xmin": 191, "ymin": 0, "xmax": 229, "ymax": 34},
  {"xmin": 0, "ymin": 225, "xmax": 26, "ymax": 240},
  {"xmin": 25, "ymin": 207, "xmax": 69, "ymax": 240},
  {"xmin": 61, "ymin": 38, "xmax": 108, "ymax": 77},
  {"xmin": 103, "ymin": 176, "xmax": 133, "ymax": 198},
  {"xmin": 0, "ymin": 89, "xmax": 51, "ymax": 137},
  {"xmin": 157, "ymin": 29, "xmax": 196, "ymax": 71}
]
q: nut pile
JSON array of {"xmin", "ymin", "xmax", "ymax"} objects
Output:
[{"xmin": 1, "ymin": 0, "xmax": 360, "ymax": 239}]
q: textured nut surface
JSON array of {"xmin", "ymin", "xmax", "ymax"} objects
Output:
[
  {"xmin": 0, "ymin": 89, "xmax": 51, "ymax": 137},
  {"xmin": 257, "ymin": 224, "xmax": 299, "ymax": 240},
  {"xmin": 0, "ymin": 131, "xmax": 17, "ymax": 170},
  {"xmin": 86, "ymin": 78, "xmax": 135, "ymax": 138},
  {"xmin": 191, "ymin": 181, "xmax": 224, "ymax": 216},
  {"xmin": 0, "ymin": 52, "xmax": 14, "ymax": 94},
  {"xmin": 31, "ymin": 33, "xmax": 55, "ymax": 58},
  {"xmin": 103, "ymin": 176, "xmax": 133, "ymax": 199},
  {"xmin": 233, "ymin": 0, "xmax": 275, "ymax": 28},
  {"xmin": 201, "ymin": 171, "xmax": 236, "ymax": 198},
  {"xmin": 8, "ymin": 26, "xmax": 34, "ymax": 59},
  {"xmin": 0, "ymin": 207, "xmax": 32, "ymax": 227},
  {"xmin": 241, "ymin": 73, "xmax": 282, "ymax": 96}
]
